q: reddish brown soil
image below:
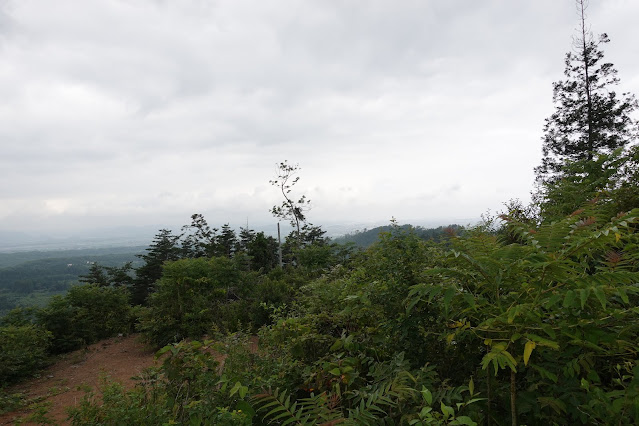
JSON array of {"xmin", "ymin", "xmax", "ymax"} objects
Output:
[{"xmin": 0, "ymin": 334, "xmax": 157, "ymax": 425}]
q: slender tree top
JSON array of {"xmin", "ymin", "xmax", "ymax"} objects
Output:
[{"xmin": 270, "ymin": 160, "xmax": 311, "ymax": 235}]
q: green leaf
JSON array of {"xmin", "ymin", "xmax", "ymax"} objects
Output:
[
  {"xmin": 155, "ymin": 345, "xmax": 172, "ymax": 357},
  {"xmin": 523, "ymin": 341, "xmax": 536, "ymax": 366},
  {"xmin": 526, "ymin": 333, "xmax": 559, "ymax": 349},
  {"xmin": 544, "ymin": 294, "xmax": 562, "ymax": 309},
  {"xmin": 443, "ymin": 286, "xmax": 456, "ymax": 313},
  {"xmin": 229, "ymin": 381, "xmax": 242, "ymax": 397},
  {"xmin": 328, "ymin": 368, "xmax": 341, "ymax": 376},
  {"xmin": 462, "ymin": 293, "xmax": 476, "ymax": 309},
  {"xmin": 481, "ymin": 344, "xmax": 518, "ymax": 374},
  {"xmin": 428, "ymin": 286, "xmax": 443, "ymax": 301},
  {"xmin": 531, "ymin": 364, "xmax": 558, "ymax": 383},
  {"xmin": 507, "ymin": 305, "xmax": 520, "ymax": 324},
  {"xmin": 239, "ymin": 385, "xmax": 248, "ymax": 399},
  {"xmin": 579, "ymin": 287, "xmax": 591, "ymax": 309},
  {"xmin": 541, "ymin": 324, "xmax": 556, "ymax": 339},
  {"xmin": 440, "ymin": 402, "xmax": 454, "ymax": 419},
  {"xmin": 617, "ymin": 288, "xmax": 630, "ymax": 305},
  {"xmin": 329, "ymin": 339, "xmax": 343, "ymax": 351},
  {"xmin": 593, "ymin": 286, "xmax": 607, "ymax": 309},
  {"xmin": 563, "ymin": 290, "xmax": 576, "ymax": 308},
  {"xmin": 235, "ymin": 400, "xmax": 255, "ymax": 418},
  {"xmin": 421, "ymin": 387, "xmax": 433, "ymax": 406},
  {"xmin": 406, "ymin": 293, "xmax": 421, "ymax": 313}
]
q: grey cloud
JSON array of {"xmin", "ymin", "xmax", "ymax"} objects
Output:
[{"xmin": 1, "ymin": 0, "xmax": 638, "ymax": 235}]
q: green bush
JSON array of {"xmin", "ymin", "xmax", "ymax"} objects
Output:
[
  {"xmin": 0, "ymin": 306, "xmax": 39, "ymax": 327},
  {"xmin": 36, "ymin": 284, "xmax": 132, "ymax": 353},
  {"xmin": 408, "ymin": 205, "xmax": 639, "ymax": 424},
  {"xmin": 248, "ymin": 277, "xmax": 293, "ymax": 327},
  {"xmin": 138, "ymin": 257, "xmax": 264, "ymax": 347},
  {"xmin": 0, "ymin": 324, "xmax": 52, "ymax": 384},
  {"xmin": 68, "ymin": 340, "xmax": 253, "ymax": 425}
]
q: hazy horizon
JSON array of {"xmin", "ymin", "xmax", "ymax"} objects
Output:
[{"xmin": 0, "ymin": 214, "xmax": 478, "ymax": 252}]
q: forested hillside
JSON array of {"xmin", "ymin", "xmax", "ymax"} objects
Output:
[
  {"xmin": 2, "ymin": 2, "xmax": 639, "ymax": 425},
  {"xmin": 333, "ymin": 224, "xmax": 463, "ymax": 248},
  {"xmin": 0, "ymin": 248, "xmax": 144, "ymax": 316}
]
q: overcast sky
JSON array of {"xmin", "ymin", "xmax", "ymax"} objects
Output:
[{"xmin": 1, "ymin": 0, "xmax": 638, "ymax": 238}]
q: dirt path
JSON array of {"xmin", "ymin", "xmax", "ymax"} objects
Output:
[{"xmin": 0, "ymin": 334, "xmax": 158, "ymax": 425}]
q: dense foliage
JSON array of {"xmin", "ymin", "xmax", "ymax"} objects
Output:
[
  {"xmin": 0, "ymin": 283, "xmax": 133, "ymax": 384},
  {"xmin": 2, "ymin": 3, "xmax": 638, "ymax": 424},
  {"xmin": 3, "ymin": 203, "xmax": 639, "ymax": 424},
  {"xmin": 36, "ymin": 284, "xmax": 133, "ymax": 354},
  {"xmin": 51, "ymin": 204, "xmax": 639, "ymax": 425},
  {"xmin": 0, "ymin": 324, "xmax": 52, "ymax": 385}
]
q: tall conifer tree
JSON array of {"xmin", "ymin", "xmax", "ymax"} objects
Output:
[{"xmin": 535, "ymin": 0, "xmax": 638, "ymax": 189}]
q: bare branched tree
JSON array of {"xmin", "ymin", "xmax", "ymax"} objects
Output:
[{"xmin": 269, "ymin": 161, "xmax": 311, "ymax": 239}]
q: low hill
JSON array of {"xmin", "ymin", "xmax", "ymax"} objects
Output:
[{"xmin": 332, "ymin": 224, "xmax": 462, "ymax": 248}]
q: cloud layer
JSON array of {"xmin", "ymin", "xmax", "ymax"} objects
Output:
[{"xmin": 1, "ymin": 0, "xmax": 638, "ymax": 235}]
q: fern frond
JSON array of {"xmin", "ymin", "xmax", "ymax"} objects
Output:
[
  {"xmin": 252, "ymin": 388, "xmax": 345, "ymax": 425},
  {"xmin": 253, "ymin": 388, "xmax": 307, "ymax": 425}
]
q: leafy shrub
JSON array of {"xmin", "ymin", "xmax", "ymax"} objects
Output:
[
  {"xmin": 248, "ymin": 277, "xmax": 294, "ymax": 327},
  {"xmin": 408, "ymin": 205, "xmax": 639, "ymax": 424},
  {"xmin": 0, "ymin": 306, "xmax": 39, "ymax": 327},
  {"xmin": 138, "ymin": 256, "xmax": 265, "ymax": 347},
  {"xmin": 0, "ymin": 390, "xmax": 28, "ymax": 415},
  {"xmin": 0, "ymin": 324, "xmax": 52, "ymax": 384},
  {"xmin": 137, "ymin": 257, "xmax": 231, "ymax": 346},
  {"xmin": 36, "ymin": 284, "xmax": 132, "ymax": 353},
  {"xmin": 68, "ymin": 340, "xmax": 252, "ymax": 425}
]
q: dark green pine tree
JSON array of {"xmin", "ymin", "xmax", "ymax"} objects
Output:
[
  {"xmin": 132, "ymin": 229, "xmax": 182, "ymax": 305},
  {"xmin": 79, "ymin": 262, "xmax": 134, "ymax": 288},
  {"xmin": 247, "ymin": 231, "xmax": 279, "ymax": 271},
  {"xmin": 215, "ymin": 224, "xmax": 238, "ymax": 258},
  {"xmin": 237, "ymin": 226, "xmax": 256, "ymax": 253},
  {"xmin": 535, "ymin": 0, "xmax": 638, "ymax": 190},
  {"xmin": 78, "ymin": 263, "xmax": 109, "ymax": 286},
  {"xmin": 104, "ymin": 262, "xmax": 135, "ymax": 288}
]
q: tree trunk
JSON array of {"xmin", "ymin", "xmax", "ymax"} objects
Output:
[
  {"xmin": 579, "ymin": 0, "xmax": 594, "ymax": 159},
  {"xmin": 277, "ymin": 223, "xmax": 283, "ymax": 268},
  {"xmin": 510, "ymin": 370, "xmax": 517, "ymax": 426},
  {"xmin": 486, "ymin": 370, "xmax": 492, "ymax": 426}
]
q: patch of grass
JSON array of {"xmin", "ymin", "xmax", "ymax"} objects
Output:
[
  {"xmin": 0, "ymin": 390, "xmax": 28, "ymax": 415},
  {"xmin": 47, "ymin": 385, "xmax": 70, "ymax": 397},
  {"xmin": 75, "ymin": 383, "xmax": 93, "ymax": 393},
  {"xmin": 15, "ymin": 401, "xmax": 55, "ymax": 425}
]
